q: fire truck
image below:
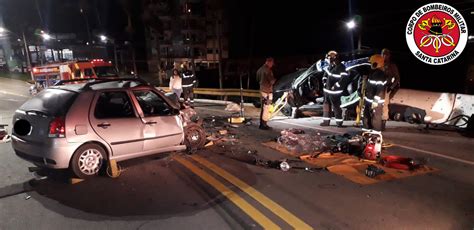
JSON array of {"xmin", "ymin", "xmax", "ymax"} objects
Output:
[{"xmin": 30, "ymin": 59, "xmax": 117, "ymax": 95}]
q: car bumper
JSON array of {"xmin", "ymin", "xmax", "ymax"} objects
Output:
[{"xmin": 11, "ymin": 134, "xmax": 81, "ymax": 169}]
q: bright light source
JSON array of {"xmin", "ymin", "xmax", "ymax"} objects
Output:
[
  {"xmin": 86, "ymin": 42, "xmax": 90, "ymax": 45},
  {"xmin": 100, "ymin": 35, "xmax": 107, "ymax": 42},
  {"xmin": 17, "ymin": 38, "xmax": 21, "ymax": 42},
  {"xmin": 41, "ymin": 33, "xmax": 51, "ymax": 40},
  {"xmin": 346, "ymin": 20, "xmax": 356, "ymax": 29},
  {"xmin": 187, "ymin": 9, "xmax": 191, "ymax": 13},
  {"xmin": 0, "ymin": 27, "xmax": 5, "ymax": 33}
]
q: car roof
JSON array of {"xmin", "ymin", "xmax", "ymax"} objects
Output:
[{"xmin": 51, "ymin": 78, "xmax": 153, "ymax": 92}]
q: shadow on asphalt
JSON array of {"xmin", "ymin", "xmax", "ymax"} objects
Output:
[{"xmin": 12, "ymin": 152, "xmax": 258, "ymax": 221}]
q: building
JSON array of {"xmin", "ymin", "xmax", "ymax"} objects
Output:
[{"xmin": 145, "ymin": 0, "xmax": 228, "ymax": 73}]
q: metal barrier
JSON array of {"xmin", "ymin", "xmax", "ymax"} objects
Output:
[{"xmin": 158, "ymin": 87, "xmax": 261, "ymax": 98}]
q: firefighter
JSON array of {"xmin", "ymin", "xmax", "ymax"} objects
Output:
[
  {"xmin": 181, "ymin": 64, "xmax": 196, "ymax": 104},
  {"xmin": 381, "ymin": 48, "xmax": 400, "ymax": 127},
  {"xmin": 257, "ymin": 57, "xmax": 276, "ymax": 130},
  {"xmin": 320, "ymin": 51, "xmax": 348, "ymax": 127},
  {"xmin": 363, "ymin": 54, "xmax": 387, "ymax": 131}
]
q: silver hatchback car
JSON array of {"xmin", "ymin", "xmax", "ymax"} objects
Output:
[{"xmin": 11, "ymin": 78, "xmax": 204, "ymax": 178}]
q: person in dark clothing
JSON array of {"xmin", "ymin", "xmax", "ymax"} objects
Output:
[
  {"xmin": 256, "ymin": 57, "xmax": 276, "ymax": 130},
  {"xmin": 320, "ymin": 51, "xmax": 348, "ymax": 127},
  {"xmin": 181, "ymin": 64, "xmax": 196, "ymax": 103},
  {"xmin": 364, "ymin": 54, "xmax": 388, "ymax": 131},
  {"xmin": 381, "ymin": 48, "xmax": 400, "ymax": 126}
]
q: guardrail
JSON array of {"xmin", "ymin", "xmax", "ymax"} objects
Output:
[{"xmin": 158, "ymin": 87, "xmax": 261, "ymax": 98}]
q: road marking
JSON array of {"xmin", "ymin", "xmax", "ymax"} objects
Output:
[
  {"xmin": 273, "ymin": 119, "xmax": 345, "ymax": 134},
  {"xmin": 191, "ymin": 155, "xmax": 314, "ymax": 230},
  {"xmin": 173, "ymin": 155, "xmax": 280, "ymax": 229},
  {"xmin": 395, "ymin": 144, "xmax": 474, "ymax": 166},
  {"xmin": 274, "ymin": 119, "xmax": 474, "ymax": 166},
  {"xmin": 0, "ymin": 90, "xmax": 29, "ymax": 98}
]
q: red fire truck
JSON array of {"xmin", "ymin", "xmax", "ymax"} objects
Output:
[{"xmin": 30, "ymin": 59, "xmax": 117, "ymax": 94}]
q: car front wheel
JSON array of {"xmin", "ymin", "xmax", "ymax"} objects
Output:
[{"xmin": 71, "ymin": 144, "xmax": 106, "ymax": 179}]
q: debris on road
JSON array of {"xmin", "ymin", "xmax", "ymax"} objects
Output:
[
  {"xmin": 219, "ymin": 130, "xmax": 228, "ymax": 135},
  {"xmin": 0, "ymin": 124, "xmax": 11, "ymax": 143},
  {"xmin": 204, "ymin": 141, "xmax": 214, "ymax": 147},
  {"xmin": 225, "ymin": 102, "xmax": 242, "ymax": 112},
  {"xmin": 365, "ymin": 165, "xmax": 385, "ymax": 178},
  {"xmin": 24, "ymin": 195, "xmax": 31, "ymax": 200}
]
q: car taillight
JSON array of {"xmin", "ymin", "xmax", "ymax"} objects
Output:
[{"xmin": 49, "ymin": 117, "xmax": 65, "ymax": 138}]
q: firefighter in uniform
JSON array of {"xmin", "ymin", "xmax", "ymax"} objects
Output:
[
  {"xmin": 363, "ymin": 54, "xmax": 387, "ymax": 131},
  {"xmin": 381, "ymin": 48, "xmax": 400, "ymax": 128},
  {"xmin": 256, "ymin": 57, "xmax": 276, "ymax": 130},
  {"xmin": 320, "ymin": 51, "xmax": 348, "ymax": 127},
  {"xmin": 181, "ymin": 64, "xmax": 196, "ymax": 103}
]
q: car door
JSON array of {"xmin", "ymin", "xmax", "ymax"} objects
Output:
[
  {"xmin": 89, "ymin": 90, "xmax": 144, "ymax": 157},
  {"xmin": 131, "ymin": 89, "xmax": 183, "ymax": 152}
]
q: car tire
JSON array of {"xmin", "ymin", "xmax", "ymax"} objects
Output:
[
  {"xmin": 70, "ymin": 143, "xmax": 106, "ymax": 179},
  {"xmin": 281, "ymin": 104, "xmax": 293, "ymax": 117},
  {"xmin": 184, "ymin": 124, "xmax": 206, "ymax": 154}
]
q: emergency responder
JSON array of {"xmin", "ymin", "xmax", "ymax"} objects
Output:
[
  {"xmin": 381, "ymin": 48, "xmax": 400, "ymax": 128},
  {"xmin": 320, "ymin": 51, "xmax": 348, "ymax": 127},
  {"xmin": 181, "ymin": 64, "xmax": 196, "ymax": 104},
  {"xmin": 257, "ymin": 57, "xmax": 276, "ymax": 130},
  {"xmin": 363, "ymin": 54, "xmax": 387, "ymax": 131}
]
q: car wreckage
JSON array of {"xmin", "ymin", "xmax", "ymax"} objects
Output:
[{"xmin": 272, "ymin": 57, "xmax": 474, "ymax": 130}]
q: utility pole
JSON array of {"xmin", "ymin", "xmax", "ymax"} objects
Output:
[
  {"xmin": 22, "ymin": 31, "xmax": 34, "ymax": 81},
  {"xmin": 215, "ymin": 13, "xmax": 223, "ymax": 89}
]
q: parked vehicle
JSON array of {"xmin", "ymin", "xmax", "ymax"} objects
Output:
[{"xmin": 12, "ymin": 78, "xmax": 205, "ymax": 179}]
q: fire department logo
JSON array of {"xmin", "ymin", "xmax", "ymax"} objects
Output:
[{"xmin": 406, "ymin": 3, "xmax": 468, "ymax": 65}]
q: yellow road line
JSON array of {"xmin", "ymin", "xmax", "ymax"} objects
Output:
[
  {"xmin": 191, "ymin": 155, "xmax": 314, "ymax": 230},
  {"xmin": 173, "ymin": 155, "xmax": 280, "ymax": 229}
]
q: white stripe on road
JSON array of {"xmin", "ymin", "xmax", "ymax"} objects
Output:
[
  {"xmin": 395, "ymin": 144, "xmax": 474, "ymax": 166},
  {"xmin": 272, "ymin": 119, "xmax": 474, "ymax": 166},
  {"xmin": 272, "ymin": 119, "xmax": 345, "ymax": 134},
  {"xmin": 0, "ymin": 90, "xmax": 29, "ymax": 98}
]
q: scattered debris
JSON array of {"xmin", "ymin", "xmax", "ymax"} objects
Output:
[
  {"xmin": 229, "ymin": 124, "xmax": 240, "ymax": 128},
  {"xmin": 245, "ymin": 121, "xmax": 253, "ymax": 126},
  {"xmin": 219, "ymin": 130, "xmax": 228, "ymax": 135},
  {"xmin": 225, "ymin": 102, "xmax": 242, "ymax": 112},
  {"xmin": 380, "ymin": 155, "xmax": 423, "ymax": 170},
  {"xmin": 24, "ymin": 195, "xmax": 31, "ymax": 200},
  {"xmin": 365, "ymin": 164, "xmax": 385, "ymax": 178},
  {"xmin": 204, "ymin": 141, "xmax": 214, "ymax": 147}
]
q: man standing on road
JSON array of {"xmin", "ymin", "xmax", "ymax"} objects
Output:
[
  {"xmin": 257, "ymin": 57, "xmax": 276, "ymax": 130},
  {"xmin": 320, "ymin": 51, "xmax": 348, "ymax": 127},
  {"xmin": 181, "ymin": 63, "xmax": 196, "ymax": 104},
  {"xmin": 364, "ymin": 54, "xmax": 387, "ymax": 131},
  {"xmin": 381, "ymin": 48, "xmax": 400, "ymax": 128}
]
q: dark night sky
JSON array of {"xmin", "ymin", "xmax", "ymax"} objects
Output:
[
  {"xmin": 227, "ymin": 0, "xmax": 474, "ymax": 92},
  {"xmin": 1, "ymin": 0, "xmax": 473, "ymax": 92}
]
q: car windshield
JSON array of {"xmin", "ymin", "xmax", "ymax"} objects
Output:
[{"xmin": 93, "ymin": 66, "xmax": 118, "ymax": 78}]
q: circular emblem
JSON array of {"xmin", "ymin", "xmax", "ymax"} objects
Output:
[{"xmin": 406, "ymin": 3, "xmax": 468, "ymax": 65}]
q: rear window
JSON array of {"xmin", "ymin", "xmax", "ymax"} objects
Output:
[{"xmin": 19, "ymin": 89, "xmax": 78, "ymax": 116}]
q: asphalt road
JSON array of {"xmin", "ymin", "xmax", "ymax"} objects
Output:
[{"xmin": 0, "ymin": 77, "xmax": 473, "ymax": 229}]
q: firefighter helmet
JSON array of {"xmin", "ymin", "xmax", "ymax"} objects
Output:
[{"xmin": 369, "ymin": 54, "xmax": 384, "ymax": 69}]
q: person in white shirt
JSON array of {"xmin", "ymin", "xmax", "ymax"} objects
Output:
[{"xmin": 169, "ymin": 69, "xmax": 183, "ymax": 98}]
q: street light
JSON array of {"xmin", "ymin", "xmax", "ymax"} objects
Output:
[
  {"xmin": 41, "ymin": 33, "xmax": 51, "ymax": 40},
  {"xmin": 346, "ymin": 20, "xmax": 356, "ymax": 29},
  {"xmin": 346, "ymin": 17, "xmax": 362, "ymax": 51},
  {"xmin": 0, "ymin": 27, "xmax": 5, "ymax": 33},
  {"xmin": 100, "ymin": 35, "xmax": 107, "ymax": 42}
]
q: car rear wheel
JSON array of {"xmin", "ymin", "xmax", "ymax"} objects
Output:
[{"xmin": 71, "ymin": 144, "xmax": 106, "ymax": 179}]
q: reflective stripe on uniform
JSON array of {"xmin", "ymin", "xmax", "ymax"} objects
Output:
[
  {"xmin": 335, "ymin": 119, "xmax": 344, "ymax": 122},
  {"xmin": 182, "ymin": 84, "xmax": 194, "ymax": 87},
  {"xmin": 335, "ymin": 82, "xmax": 340, "ymax": 87},
  {"xmin": 324, "ymin": 68, "xmax": 348, "ymax": 78},
  {"xmin": 368, "ymin": 80, "xmax": 387, "ymax": 85},
  {"xmin": 183, "ymin": 74, "xmax": 194, "ymax": 78},
  {"xmin": 323, "ymin": 88, "xmax": 343, "ymax": 94},
  {"xmin": 322, "ymin": 117, "xmax": 331, "ymax": 120}
]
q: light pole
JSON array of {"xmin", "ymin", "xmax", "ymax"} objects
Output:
[
  {"xmin": 346, "ymin": 16, "xmax": 362, "ymax": 51},
  {"xmin": 0, "ymin": 27, "xmax": 35, "ymax": 81},
  {"xmin": 100, "ymin": 34, "xmax": 119, "ymax": 72}
]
